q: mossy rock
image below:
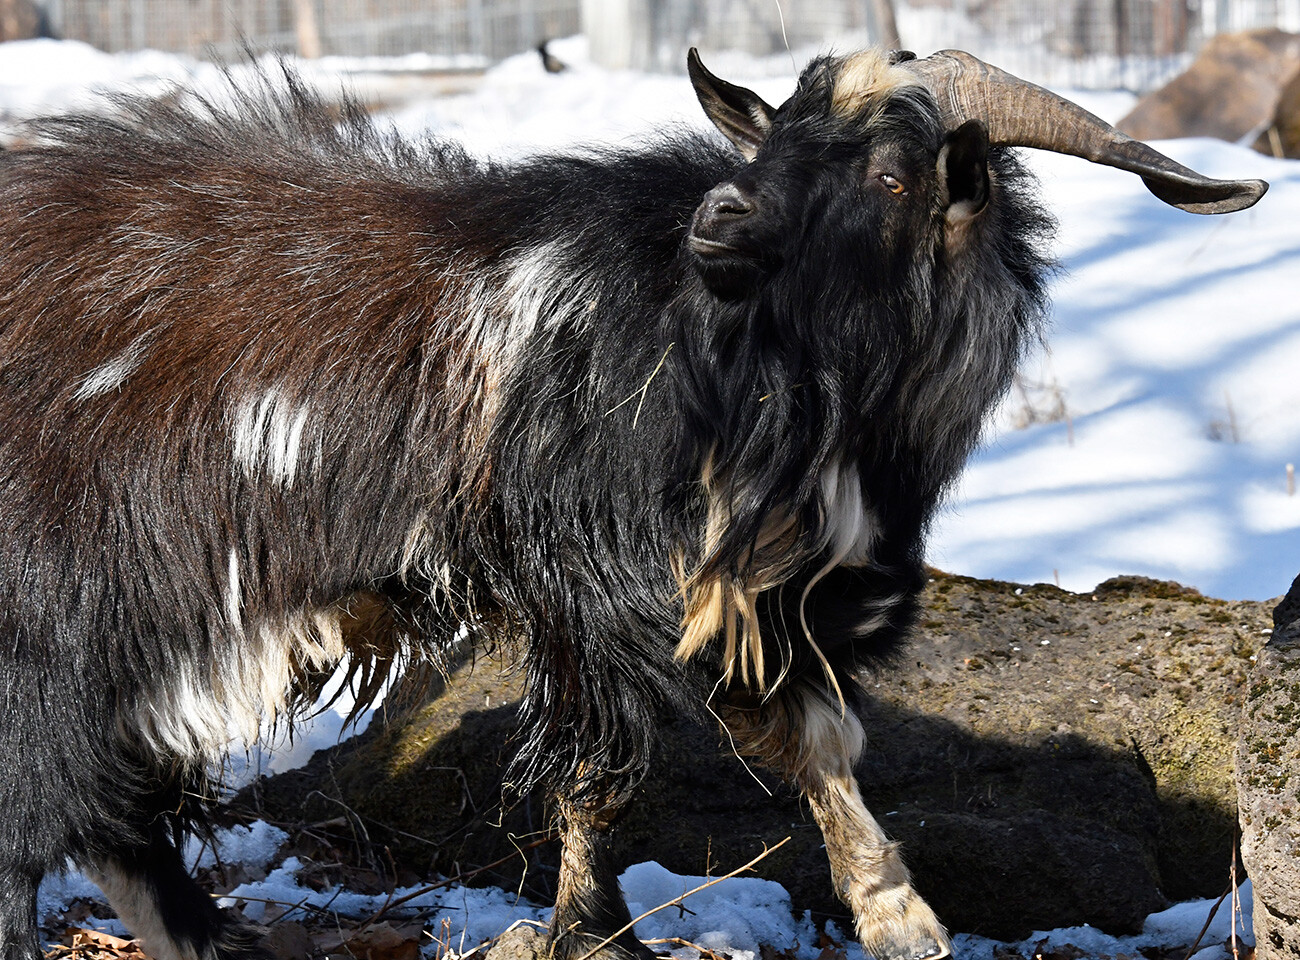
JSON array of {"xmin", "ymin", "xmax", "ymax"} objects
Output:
[
  {"xmin": 1237, "ymin": 574, "xmax": 1300, "ymax": 959},
  {"xmin": 238, "ymin": 572, "xmax": 1274, "ymax": 940}
]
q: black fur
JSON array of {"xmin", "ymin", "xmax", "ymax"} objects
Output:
[{"xmin": 0, "ymin": 55, "xmax": 1053, "ymax": 960}]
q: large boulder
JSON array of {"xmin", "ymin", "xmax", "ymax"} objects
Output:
[
  {"xmin": 0, "ymin": 0, "xmax": 46, "ymax": 42},
  {"xmin": 1254, "ymin": 68, "xmax": 1300, "ymax": 159},
  {"xmin": 1118, "ymin": 29, "xmax": 1300, "ymax": 143},
  {"xmin": 1238, "ymin": 574, "xmax": 1300, "ymax": 959},
  {"xmin": 239, "ymin": 573, "xmax": 1271, "ymax": 940}
]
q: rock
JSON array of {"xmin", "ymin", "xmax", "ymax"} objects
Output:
[
  {"xmin": 1254, "ymin": 68, "xmax": 1300, "ymax": 159},
  {"xmin": 238, "ymin": 572, "xmax": 1272, "ymax": 941},
  {"xmin": 1238, "ymin": 574, "xmax": 1300, "ymax": 960},
  {"xmin": 485, "ymin": 925, "xmax": 547, "ymax": 960},
  {"xmin": 1118, "ymin": 29, "xmax": 1300, "ymax": 143},
  {"xmin": 0, "ymin": 0, "xmax": 45, "ymax": 42}
]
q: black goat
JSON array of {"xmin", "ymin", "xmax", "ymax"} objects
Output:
[{"xmin": 0, "ymin": 48, "xmax": 1264, "ymax": 960}]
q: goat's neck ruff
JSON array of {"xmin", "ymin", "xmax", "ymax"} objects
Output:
[{"xmin": 673, "ymin": 454, "xmax": 877, "ymax": 692}]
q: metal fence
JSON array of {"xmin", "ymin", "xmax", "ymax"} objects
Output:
[
  {"xmin": 41, "ymin": 0, "xmax": 581, "ymax": 62},
  {"xmin": 33, "ymin": 0, "xmax": 1300, "ymax": 90},
  {"xmin": 584, "ymin": 0, "xmax": 1300, "ymax": 89}
]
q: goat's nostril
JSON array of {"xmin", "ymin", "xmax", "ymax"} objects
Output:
[{"xmin": 705, "ymin": 184, "xmax": 755, "ymax": 219}]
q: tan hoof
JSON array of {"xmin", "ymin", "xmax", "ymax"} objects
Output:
[{"xmin": 858, "ymin": 889, "xmax": 952, "ymax": 960}]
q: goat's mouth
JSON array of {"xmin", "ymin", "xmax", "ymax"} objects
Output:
[
  {"xmin": 686, "ymin": 224, "xmax": 771, "ymax": 268},
  {"xmin": 687, "ymin": 233, "xmax": 770, "ymax": 300},
  {"xmin": 687, "ymin": 234, "xmax": 741, "ymax": 257}
]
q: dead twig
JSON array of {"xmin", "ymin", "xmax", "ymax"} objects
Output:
[
  {"xmin": 1180, "ymin": 885, "xmax": 1231, "ymax": 960},
  {"xmin": 574, "ymin": 837, "xmax": 791, "ymax": 960},
  {"xmin": 1230, "ymin": 828, "xmax": 1243, "ymax": 960},
  {"xmin": 643, "ymin": 936, "xmax": 728, "ymax": 958},
  {"xmin": 225, "ymin": 892, "xmax": 345, "ymax": 921},
  {"xmin": 354, "ymin": 832, "xmax": 558, "ymax": 932}
]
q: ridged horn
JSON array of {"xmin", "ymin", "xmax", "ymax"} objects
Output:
[{"xmin": 897, "ymin": 49, "xmax": 1268, "ymax": 214}]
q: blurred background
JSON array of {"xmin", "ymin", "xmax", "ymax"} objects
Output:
[{"xmin": 5, "ymin": 0, "xmax": 1299, "ymax": 92}]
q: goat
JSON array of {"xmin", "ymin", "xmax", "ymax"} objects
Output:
[{"xmin": 0, "ymin": 47, "xmax": 1265, "ymax": 960}]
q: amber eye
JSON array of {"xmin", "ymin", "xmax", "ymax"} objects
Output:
[{"xmin": 879, "ymin": 173, "xmax": 906, "ymax": 195}]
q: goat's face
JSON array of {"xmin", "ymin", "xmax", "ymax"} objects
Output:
[
  {"xmin": 686, "ymin": 45, "xmax": 1268, "ymax": 301},
  {"xmin": 687, "ymin": 50, "xmax": 990, "ymax": 301}
]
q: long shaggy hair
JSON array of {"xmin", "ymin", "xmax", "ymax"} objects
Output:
[{"xmin": 0, "ymin": 55, "xmax": 1052, "ymax": 960}]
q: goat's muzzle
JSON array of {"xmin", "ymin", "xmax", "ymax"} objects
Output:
[{"xmin": 688, "ymin": 182, "xmax": 775, "ymax": 299}]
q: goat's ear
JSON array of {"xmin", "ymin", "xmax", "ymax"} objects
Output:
[
  {"xmin": 688, "ymin": 48, "xmax": 775, "ymax": 161},
  {"xmin": 938, "ymin": 119, "xmax": 990, "ymax": 224}
]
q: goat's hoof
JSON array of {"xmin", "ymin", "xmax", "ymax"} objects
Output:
[
  {"xmin": 858, "ymin": 894, "xmax": 952, "ymax": 960},
  {"xmin": 865, "ymin": 937, "xmax": 950, "ymax": 960}
]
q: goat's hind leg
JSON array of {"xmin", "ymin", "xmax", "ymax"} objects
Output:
[
  {"xmin": 724, "ymin": 685, "xmax": 950, "ymax": 960},
  {"xmin": 549, "ymin": 795, "xmax": 656, "ymax": 960}
]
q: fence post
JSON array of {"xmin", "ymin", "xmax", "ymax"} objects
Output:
[
  {"xmin": 583, "ymin": 0, "xmax": 652, "ymax": 70},
  {"xmin": 293, "ymin": 0, "xmax": 322, "ymax": 57},
  {"xmin": 43, "ymin": 0, "xmax": 62, "ymax": 38},
  {"xmin": 870, "ymin": 0, "xmax": 902, "ymax": 49},
  {"xmin": 469, "ymin": 0, "xmax": 486, "ymax": 60},
  {"xmin": 130, "ymin": 0, "xmax": 145, "ymax": 50}
]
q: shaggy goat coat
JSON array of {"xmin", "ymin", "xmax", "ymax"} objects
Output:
[{"xmin": 0, "ymin": 54, "xmax": 1053, "ymax": 960}]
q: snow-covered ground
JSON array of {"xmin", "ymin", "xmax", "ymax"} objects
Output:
[
  {"xmin": 36, "ymin": 822, "xmax": 1256, "ymax": 960},
  {"xmin": 4, "ymin": 31, "xmax": 1291, "ymax": 960}
]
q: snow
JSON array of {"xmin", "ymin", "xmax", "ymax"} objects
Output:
[
  {"xmin": 218, "ymin": 856, "xmax": 553, "ymax": 942},
  {"xmin": 38, "ymin": 824, "xmax": 1256, "ymax": 960},
  {"xmin": 7, "ymin": 30, "xmax": 1292, "ymax": 960},
  {"xmin": 620, "ymin": 862, "xmax": 820, "ymax": 960},
  {"xmin": 183, "ymin": 820, "xmax": 289, "ymax": 871},
  {"xmin": 935, "ymin": 139, "xmax": 1300, "ymax": 602}
]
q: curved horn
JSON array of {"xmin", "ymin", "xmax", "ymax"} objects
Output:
[{"xmin": 898, "ymin": 49, "xmax": 1268, "ymax": 214}]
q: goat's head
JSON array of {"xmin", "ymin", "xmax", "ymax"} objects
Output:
[{"xmin": 685, "ymin": 47, "xmax": 1268, "ymax": 301}]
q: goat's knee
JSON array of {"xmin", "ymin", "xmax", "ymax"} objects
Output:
[{"xmin": 722, "ymin": 685, "xmax": 949, "ymax": 960}]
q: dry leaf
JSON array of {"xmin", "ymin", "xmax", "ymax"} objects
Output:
[
  {"xmin": 264, "ymin": 922, "xmax": 315, "ymax": 960},
  {"xmin": 323, "ymin": 922, "xmax": 422, "ymax": 960}
]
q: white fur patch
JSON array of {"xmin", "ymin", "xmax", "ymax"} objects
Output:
[
  {"xmin": 226, "ymin": 549, "xmax": 242, "ymax": 634},
  {"xmin": 797, "ymin": 684, "xmax": 868, "ymax": 773},
  {"xmin": 818, "ymin": 461, "xmax": 877, "ymax": 567},
  {"xmin": 87, "ymin": 863, "xmax": 197, "ymax": 960},
  {"xmin": 231, "ymin": 389, "xmax": 312, "ymax": 485},
  {"xmin": 503, "ymin": 240, "xmax": 590, "ymax": 335},
  {"xmin": 484, "ymin": 240, "xmax": 596, "ymax": 374},
  {"xmin": 129, "ymin": 607, "xmax": 349, "ymax": 763},
  {"xmin": 446, "ymin": 241, "xmax": 594, "ymax": 448},
  {"xmin": 73, "ymin": 338, "xmax": 150, "ymax": 400}
]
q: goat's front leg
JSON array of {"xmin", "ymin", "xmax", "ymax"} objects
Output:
[
  {"xmin": 723, "ymin": 684, "xmax": 950, "ymax": 960},
  {"xmin": 549, "ymin": 796, "xmax": 656, "ymax": 960}
]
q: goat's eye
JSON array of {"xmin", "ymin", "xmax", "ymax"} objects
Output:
[{"xmin": 879, "ymin": 173, "xmax": 907, "ymax": 195}]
